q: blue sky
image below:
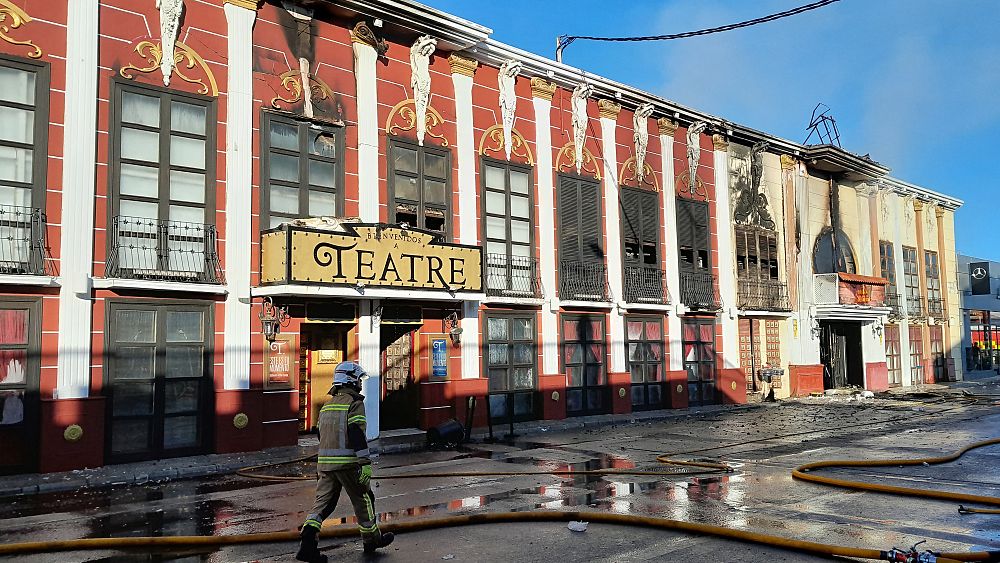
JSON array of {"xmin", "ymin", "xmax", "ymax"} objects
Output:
[{"xmin": 422, "ymin": 0, "xmax": 1000, "ymax": 260}]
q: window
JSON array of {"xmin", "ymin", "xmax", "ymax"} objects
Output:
[
  {"xmin": 925, "ymin": 250, "xmax": 942, "ymax": 315},
  {"xmin": 558, "ymin": 175, "xmax": 606, "ymax": 300},
  {"xmin": 109, "ymin": 83, "xmax": 216, "ymax": 281},
  {"xmin": 106, "ymin": 302, "xmax": 212, "ymax": 463},
  {"xmin": 626, "ymin": 317, "xmax": 664, "ymax": 410},
  {"xmin": 621, "ymin": 188, "xmax": 659, "ymax": 268},
  {"xmin": 482, "ymin": 160, "xmax": 536, "ymax": 296},
  {"xmin": 683, "ymin": 317, "xmax": 718, "ymax": 407},
  {"xmin": 902, "ymin": 246, "xmax": 921, "ymax": 315},
  {"xmin": 0, "ymin": 300, "xmax": 39, "ymax": 474},
  {"xmin": 885, "ymin": 324, "xmax": 901, "ymax": 386},
  {"xmin": 562, "ymin": 314, "xmax": 607, "ymax": 416},
  {"xmin": 261, "ymin": 113, "xmax": 343, "ymax": 229},
  {"xmin": 388, "ymin": 139, "xmax": 451, "ymax": 238},
  {"xmin": 879, "ymin": 241, "xmax": 896, "ymax": 286},
  {"xmin": 908, "ymin": 325, "xmax": 924, "ymax": 384},
  {"xmin": 929, "ymin": 325, "xmax": 945, "ymax": 382},
  {"xmin": 676, "ymin": 199, "xmax": 710, "ymax": 271},
  {"xmin": 812, "ymin": 227, "xmax": 856, "ymax": 274},
  {"xmin": 0, "ymin": 57, "xmax": 48, "ymax": 275},
  {"xmin": 736, "ymin": 227, "xmax": 778, "ymax": 281},
  {"xmin": 485, "ymin": 315, "xmax": 536, "ymax": 422}
]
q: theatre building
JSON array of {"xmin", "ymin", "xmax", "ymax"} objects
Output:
[{"xmin": 0, "ymin": 0, "xmax": 964, "ymax": 474}]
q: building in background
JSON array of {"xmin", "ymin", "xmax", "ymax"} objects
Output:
[
  {"xmin": 957, "ymin": 255, "xmax": 1000, "ymax": 377},
  {"xmin": 0, "ymin": 0, "xmax": 964, "ymax": 474}
]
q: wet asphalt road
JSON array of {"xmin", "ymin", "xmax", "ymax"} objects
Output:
[{"xmin": 2, "ymin": 395, "xmax": 999, "ymax": 562}]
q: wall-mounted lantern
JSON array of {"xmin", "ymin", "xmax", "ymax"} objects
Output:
[
  {"xmin": 444, "ymin": 312, "xmax": 463, "ymax": 346},
  {"xmin": 259, "ymin": 296, "xmax": 289, "ymax": 343}
]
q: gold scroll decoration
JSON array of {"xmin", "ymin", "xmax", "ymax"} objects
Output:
[
  {"xmin": 478, "ymin": 124, "xmax": 534, "ymax": 166},
  {"xmin": 619, "ymin": 156, "xmax": 658, "ymax": 192},
  {"xmin": 555, "ymin": 142, "xmax": 601, "ymax": 181},
  {"xmin": 0, "ymin": 0, "xmax": 42, "ymax": 58},
  {"xmin": 675, "ymin": 172, "xmax": 708, "ymax": 201},
  {"xmin": 270, "ymin": 70, "xmax": 336, "ymax": 110},
  {"xmin": 384, "ymin": 99, "xmax": 449, "ymax": 147},
  {"xmin": 120, "ymin": 40, "xmax": 219, "ymax": 96}
]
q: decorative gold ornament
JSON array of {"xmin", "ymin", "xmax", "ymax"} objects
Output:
[
  {"xmin": 555, "ymin": 142, "xmax": 601, "ymax": 180},
  {"xmin": 712, "ymin": 133, "xmax": 728, "ymax": 151},
  {"xmin": 63, "ymin": 424, "xmax": 83, "ymax": 442},
  {"xmin": 618, "ymin": 387, "xmax": 626, "ymax": 398},
  {"xmin": 0, "ymin": 0, "xmax": 42, "ymax": 58},
  {"xmin": 657, "ymin": 118, "xmax": 678, "ymax": 136},
  {"xmin": 779, "ymin": 154, "xmax": 796, "ymax": 170},
  {"xmin": 912, "ymin": 199, "xmax": 925, "ymax": 212},
  {"xmin": 530, "ymin": 77, "xmax": 556, "ymax": 101},
  {"xmin": 385, "ymin": 99, "xmax": 449, "ymax": 147},
  {"xmin": 730, "ymin": 381, "xmax": 737, "ymax": 391},
  {"xmin": 233, "ymin": 412, "xmax": 249, "ymax": 429},
  {"xmin": 598, "ymin": 99, "xmax": 622, "ymax": 120},
  {"xmin": 551, "ymin": 391, "xmax": 560, "ymax": 401},
  {"xmin": 223, "ymin": 0, "xmax": 260, "ymax": 10},
  {"xmin": 350, "ymin": 21, "xmax": 388, "ymax": 57},
  {"xmin": 478, "ymin": 124, "xmax": 534, "ymax": 166},
  {"xmin": 675, "ymin": 172, "xmax": 707, "ymax": 201},
  {"xmin": 120, "ymin": 40, "xmax": 219, "ymax": 96},
  {"xmin": 447, "ymin": 53, "xmax": 478, "ymax": 77},
  {"xmin": 619, "ymin": 156, "xmax": 658, "ymax": 191},
  {"xmin": 676, "ymin": 384, "xmax": 683, "ymax": 394},
  {"xmin": 270, "ymin": 69, "xmax": 336, "ymax": 111}
]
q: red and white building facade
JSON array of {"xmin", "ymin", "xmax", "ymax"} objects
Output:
[{"xmin": 0, "ymin": 0, "xmax": 963, "ymax": 474}]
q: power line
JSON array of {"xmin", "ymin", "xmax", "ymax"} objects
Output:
[{"xmin": 556, "ymin": 0, "xmax": 842, "ymax": 62}]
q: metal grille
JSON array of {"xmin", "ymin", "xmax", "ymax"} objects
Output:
[
  {"xmin": 906, "ymin": 294, "xmax": 925, "ymax": 319},
  {"xmin": 813, "ymin": 273, "xmax": 839, "ymax": 304},
  {"xmin": 0, "ymin": 205, "xmax": 54, "ymax": 276},
  {"xmin": 559, "ymin": 260, "xmax": 610, "ymax": 301},
  {"xmin": 623, "ymin": 265, "xmax": 669, "ymax": 304},
  {"xmin": 926, "ymin": 297, "xmax": 944, "ymax": 318},
  {"xmin": 106, "ymin": 215, "xmax": 224, "ymax": 284},
  {"xmin": 485, "ymin": 253, "xmax": 541, "ymax": 298},
  {"xmin": 680, "ymin": 271, "xmax": 719, "ymax": 309},
  {"xmin": 885, "ymin": 291, "xmax": 903, "ymax": 319},
  {"xmin": 737, "ymin": 278, "xmax": 790, "ymax": 311}
]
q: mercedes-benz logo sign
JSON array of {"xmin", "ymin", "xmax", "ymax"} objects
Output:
[{"xmin": 972, "ymin": 267, "xmax": 988, "ymax": 280}]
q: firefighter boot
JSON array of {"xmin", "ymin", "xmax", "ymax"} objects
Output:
[
  {"xmin": 296, "ymin": 526, "xmax": 328, "ymax": 563},
  {"xmin": 363, "ymin": 531, "xmax": 395, "ymax": 553}
]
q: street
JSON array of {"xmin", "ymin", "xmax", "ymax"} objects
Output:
[{"xmin": 2, "ymin": 395, "xmax": 999, "ymax": 562}]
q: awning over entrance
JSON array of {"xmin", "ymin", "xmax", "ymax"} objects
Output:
[{"xmin": 813, "ymin": 303, "xmax": 891, "ymax": 321}]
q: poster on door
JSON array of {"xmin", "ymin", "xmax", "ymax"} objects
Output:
[
  {"xmin": 431, "ymin": 338, "xmax": 448, "ymax": 378},
  {"xmin": 265, "ymin": 334, "xmax": 295, "ymax": 389}
]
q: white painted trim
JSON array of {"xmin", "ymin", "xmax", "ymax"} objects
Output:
[
  {"xmin": 452, "ymin": 71, "xmax": 477, "ymax": 245},
  {"xmin": 223, "ymin": 3, "xmax": 257, "ymax": 391},
  {"xmin": 738, "ymin": 310, "xmax": 794, "ymax": 318},
  {"xmin": 0, "ymin": 275, "xmax": 60, "ymax": 287},
  {"xmin": 252, "ymin": 284, "xmax": 485, "ymax": 302},
  {"xmin": 532, "ymin": 95, "xmax": 559, "ymax": 376},
  {"xmin": 660, "ymin": 133, "xmax": 683, "ymax": 372},
  {"xmin": 483, "ymin": 296, "xmax": 545, "ymax": 307},
  {"xmin": 599, "ymin": 116, "xmax": 625, "ymax": 373},
  {"xmin": 93, "ymin": 278, "xmax": 228, "ymax": 294},
  {"xmin": 813, "ymin": 304, "xmax": 891, "ymax": 321},
  {"xmin": 358, "ymin": 299, "xmax": 380, "ymax": 440},
  {"xmin": 353, "ymin": 42, "xmax": 380, "ymax": 222},
  {"xmin": 621, "ymin": 303, "xmax": 673, "ymax": 313},
  {"xmin": 559, "ymin": 300, "xmax": 614, "ymax": 310},
  {"xmin": 713, "ymin": 148, "xmax": 739, "ymax": 370},
  {"xmin": 56, "ymin": 0, "xmax": 99, "ymax": 400},
  {"xmin": 461, "ymin": 300, "xmax": 480, "ymax": 380}
]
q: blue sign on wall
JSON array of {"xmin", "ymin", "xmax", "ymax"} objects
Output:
[{"xmin": 431, "ymin": 338, "xmax": 448, "ymax": 378}]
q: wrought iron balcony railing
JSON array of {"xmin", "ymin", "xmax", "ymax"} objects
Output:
[
  {"xmin": 680, "ymin": 270, "xmax": 720, "ymax": 310},
  {"xmin": 0, "ymin": 205, "xmax": 54, "ymax": 276},
  {"xmin": 885, "ymin": 291, "xmax": 903, "ymax": 319},
  {"xmin": 737, "ymin": 278, "xmax": 791, "ymax": 311},
  {"xmin": 485, "ymin": 253, "xmax": 541, "ymax": 298},
  {"xmin": 106, "ymin": 215, "xmax": 224, "ymax": 284},
  {"xmin": 926, "ymin": 296, "xmax": 945, "ymax": 318},
  {"xmin": 623, "ymin": 265, "xmax": 669, "ymax": 304},
  {"xmin": 559, "ymin": 260, "xmax": 610, "ymax": 301},
  {"xmin": 906, "ymin": 293, "xmax": 924, "ymax": 319}
]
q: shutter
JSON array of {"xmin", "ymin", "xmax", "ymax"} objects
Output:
[
  {"xmin": 558, "ymin": 175, "xmax": 581, "ymax": 263},
  {"xmin": 676, "ymin": 199, "xmax": 695, "ymax": 270},
  {"xmin": 620, "ymin": 189, "xmax": 642, "ymax": 245},
  {"xmin": 580, "ymin": 179, "xmax": 603, "ymax": 262},
  {"xmin": 639, "ymin": 191, "xmax": 659, "ymax": 247},
  {"xmin": 693, "ymin": 200, "xmax": 710, "ymax": 266},
  {"xmin": 735, "ymin": 227, "xmax": 748, "ymax": 277}
]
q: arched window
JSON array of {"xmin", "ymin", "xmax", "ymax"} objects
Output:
[{"xmin": 812, "ymin": 227, "xmax": 856, "ymax": 274}]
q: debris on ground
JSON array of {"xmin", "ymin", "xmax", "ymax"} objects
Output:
[{"xmin": 567, "ymin": 521, "xmax": 588, "ymax": 532}]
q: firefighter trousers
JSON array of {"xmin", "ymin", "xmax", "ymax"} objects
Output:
[{"xmin": 302, "ymin": 467, "xmax": 381, "ymax": 542}]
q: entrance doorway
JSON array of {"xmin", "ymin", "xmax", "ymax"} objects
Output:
[
  {"xmin": 380, "ymin": 324, "xmax": 419, "ymax": 430},
  {"xmin": 683, "ymin": 316, "xmax": 718, "ymax": 406},
  {"xmin": 819, "ymin": 321, "xmax": 864, "ymax": 389},
  {"xmin": 563, "ymin": 314, "xmax": 608, "ymax": 416},
  {"xmin": 299, "ymin": 324, "xmax": 348, "ymax": 431}
]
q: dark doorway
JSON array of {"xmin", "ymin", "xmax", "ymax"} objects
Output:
[
  {"xmin": 819, "ymin": 321, "xmax": 864, "ymax": 389},
  {"xmin": 683, "ymin": 316, "xmax": 719, "ymax": 406},
  {"xmin": 380, "ymin": 324, "xmax": 419, "ymax": 430},
  {"xmin": 563, "ymin": 314, "xmax": 609, "ymax": 416}
]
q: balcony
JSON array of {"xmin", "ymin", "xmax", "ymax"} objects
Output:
[
  {"xmin": 812, "ymin": 273, "xmax": 890, "ymax": 321},
  {"xmin": 926, "ymin": 296, "xmax": 944, "ymax": 318},
  {"xmin": 906, "ymin": 294, "xmax": 925, "ymax": 319},
  {"xmin": 623, "ymin": 265, "xmax": 669, "ymax": 304},
  {"xmin": 0, "ymin": 205, "xmax": 53, "ymax": 276},
  {"xmin": 105, "ymin": 216, "xmax": 224, "ymax": 284},
  {"xmin": 485, "ymin": 253, "xmax": 541, "ymax": 298},
  {"xmin": 737, "ymin": 278, "xmax": 790, "ymax": 311},
  {"xmin": 680, "ymin": 270, "xmax": 719, "ymax": 310},
  {"xmin": 885, "ymin": 291, "xmax": 903, "ymax": 318},
  {"xmin": 559, "ymin": 260, "xmax": 610, "ymax": 302}
]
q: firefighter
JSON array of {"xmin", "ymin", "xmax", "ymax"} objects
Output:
[{"xmin": 297, "ymin": 360, "xmax": 394, "ymax": 562}]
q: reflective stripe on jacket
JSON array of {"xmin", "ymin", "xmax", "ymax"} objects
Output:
[{"xmin": 317, "ymin": 387, "xmax": 370, "ymax": 471}]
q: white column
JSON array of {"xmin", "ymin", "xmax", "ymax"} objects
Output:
[
  {"xmin": 358, "ymin": 299, "xmax": 380, "ymax": 440},
  {"xmin": 890, "ymin": 194, "xmax": 913, "ymax": 385},
  {"xmin": 352, "ymin": 38, "xmax": 379, "ymax": 222},
  {"xmin": 532, "ymin": 83, "xmax": 559, "ymax": 376},
  {"xmin": 712, "ymin": 138, "xmax": 739, "ymax": 369},
  {"xmin": 599, "ymin": 106, "xmax": 625, "ymax": 373},
  {"xmin": 450, "ymin": 56, "xmax": 481, "ymax": 380},
  {"xmin": 56, "ymin": 0, "xmax": 99, "ymax": 399},
  {"xmin": 222, "ymin": 3, "xmax": 257, "ymax": 390},
  {"xmin": 860, "ymin": 321, "xmax": 884, "ymax": 389},
  {"xmin": 659, "ymin": 122, "xmax": 683, "ymax": 372},
  {"xmin": 794, "ymin": 162, "xmax": 820, "ymax": 364}
]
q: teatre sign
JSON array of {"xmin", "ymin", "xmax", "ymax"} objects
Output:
[{"xmin": 261, "ymin": 224, "xmax": 483, "ymax": 292}]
